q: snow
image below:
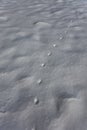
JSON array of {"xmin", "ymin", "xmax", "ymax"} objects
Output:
[{"xmin": 0, "ymin": 0, "xmax": 87, "ymax": 130}]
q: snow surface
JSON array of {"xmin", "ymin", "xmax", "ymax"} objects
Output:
[{"xmin": 0, "ymin": 0, "xmax": 87, "ymax": 130}]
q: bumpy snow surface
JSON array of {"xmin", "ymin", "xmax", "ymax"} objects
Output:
[{"xmin": 0, "ymin": 0, "xmax": 87, "ymax": 130}]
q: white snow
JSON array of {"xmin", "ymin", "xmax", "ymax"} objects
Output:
[{"xmin": 0, "ymin": 0, "xmax": 87, "ymax": 130}]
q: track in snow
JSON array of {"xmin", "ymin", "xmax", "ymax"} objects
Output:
[{"xmin": 0, "ymin": 0, "xmax": 87, "ymax": 130}]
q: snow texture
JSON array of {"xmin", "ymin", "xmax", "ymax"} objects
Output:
[{"xmin": 0, "ymin": 0, "xmax": 87, "ymax": 130}]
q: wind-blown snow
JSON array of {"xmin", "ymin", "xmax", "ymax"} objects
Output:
[{"xmin": 0, "ymin": 0, "xmax": 87, "ymax": 130}]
